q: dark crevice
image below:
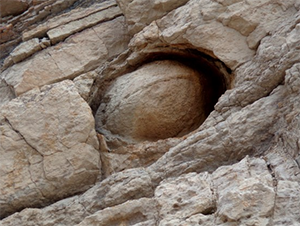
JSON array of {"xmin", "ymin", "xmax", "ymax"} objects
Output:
[{"xmin": 201, "ymin": 206, "xmax": 217, "ymax": 215}]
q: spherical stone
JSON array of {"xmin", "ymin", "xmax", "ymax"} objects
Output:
[{"xmin": 96, "ymin": 60, "xmax": 206, "ymax": 143}]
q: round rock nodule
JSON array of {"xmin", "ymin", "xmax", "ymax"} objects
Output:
[{"xmin": 96, "ymin": 60, "xmax": 207, "ymax": 143}]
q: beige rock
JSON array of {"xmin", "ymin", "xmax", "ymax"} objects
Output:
[
  {"xmin": 0, "ymin": 24, "xmax": 16, "ymax": 44},
  {"xmin": 10, "ymin": 38, "xmax": 41, "ymax": 63},
  {"xmin": 22, "ymin": 0, "xmax": 118, "ymax": 41},
  {"xmin": 158, "ymin": 214, "xmax": 214, "ymax": 226},
  {"xmin": 155, "ymin": 172, "xmax": 215, "ymax": 219},
  {"xmin": 74, "ymin": 71, "xmax": 97, "ymax": 101},
  {"xmin": 95, "ymin": 60, "xmax": 206, "ymax": 143},
  {"xmin": 100, "ymin": 137, "xmax": 181, "ymax": 178},
  {"xmin": 5, "ymin": 37, "xmax": 51, "ymax": 67},
  {"xmin": 273, "ymin": 180, "xmax": 300, "ymax": 225},
  {"xmin": 0, "ymin": 0, "xmax": 78, "ymax": 61},
  {"xmin": 116, "ymin": 0, "xmax": 189, "ymax": 34},
  {"xmin": 0, "ymin": 168, "xmax": 154, "ymax": 225},
  {"xmin": 47, "ymin": 5, "xmax": 122, "ymax": 44},
  {"xmin": 213, "ymin": 157, "xmax": 275, "ymax": 224},
  {"xmin": 0, "ymin": 80, "xmax": 100, "ymax": 219},
  {"xmin": 128, "ymin": 0, "xmax": 299, "ymax": 70},
  {"xmin": 1, "ymin": 0, "xmax": 300, "ymax": 225},
  {"xmin": 128, "ymin": 0, "xmax": 254, "ymax": 70},
  {"xmin": 1, "ymin": 16, "xmax": 129, "ymax": 96},
  {"xmin": 0, "ymin": 79, "xmax": 15, "ymax": 108},
  {"xmin": 76, "ymin": 198, "xmax": 159, "ymax": 226}
]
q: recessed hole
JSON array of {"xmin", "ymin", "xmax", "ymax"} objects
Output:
[{"xmin": 94, "ymin": 50, "xmax": 231, "ymax": 146}]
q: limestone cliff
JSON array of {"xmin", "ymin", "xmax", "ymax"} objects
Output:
[{"xmin": 0, "ymin": 0, "xmax": 300, "ymax": 225}]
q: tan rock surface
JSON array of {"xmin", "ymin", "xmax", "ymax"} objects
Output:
[
  {"xmin": 47, "ymin": 5, "xmax": 122, "ymax": 45},
  {"xmin": 96, "ymin": 60, "xmax": 206, "ymax": 143},
  {"xmin": 1, "ymin": 0, "xmax": 300, "ymax": 225},
  {"xmin": 1, "ymin": 16, "xmax": 129, "ymax": 96},
  {"xmin": 0, "ymin": 80, "xmax": 100, "ymax": 219},
  {"xmin": 76, "ymin": 198, "xmax": 159, "ymax": 226},
  {"xmin": 22, "ymin": 0, "xmax": 119, "ymax": 41},
  {"xmin": 116, "ymin": 0, "xmax": 189, "ymax": 34},
  {"xmin": 0, "ymin": 0, "xmax": 78, "ymax": 61},
  {"xmin": 0, "ymin": 79, "xmax": 15, "ymax": 108},
  {"xmin": 10, "ymin": 38, "xmax": 42, "ymax": 63}
]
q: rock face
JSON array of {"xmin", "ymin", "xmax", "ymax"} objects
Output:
[
  {"xmin": 1, "ymin": 0, "xmax": 300, "ymax": 225},
  {"xmin": 0, "ymin": 80, "xmax": 100, "ymax": 218}
]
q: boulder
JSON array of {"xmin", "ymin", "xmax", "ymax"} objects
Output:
[{"xmin": 0, "ymin": 80, "xmax": 100, "ymax": 219}]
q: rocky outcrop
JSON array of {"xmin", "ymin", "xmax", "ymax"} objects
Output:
[
  {"xmin": 1, "ymin": 15, "xmax": 129, "ymax": 96},
  {"xmin": 0, "ymin": 80, "xmax": 100, "ymax": 218},
  {"xmin": 0, "ymin": 0, "xmax": 80, "ymax": 61},
  {"xmin": 1, "ymin": 0, "xmax": 300, "ymax": 225}
]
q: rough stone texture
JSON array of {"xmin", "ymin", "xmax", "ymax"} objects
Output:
[
  {"xmin": 0, "ymin": 168, "xmax": 154, "ymax": 225},
  {"xmin": 0, "ymin": 79, "xmax": 15, "ymax": 108},
  {"xmin": 74, "ymin": 70, "xmax": 97, "ymax": 101},
  {"xmin": 213, "ymin": 157, "xmax": 275, "ymax": 225},
  {"xmin": 0, "ymin": 80, "xmax": 100, "ymax": 219},
  {"xmin": 47, "ymin": 4, "xmax": 122, "ymax": 45},
  {"xmin": 76, "ymin": 198, "xmax": 159, "ymax": 226},
  {"xmin": 22, "ymin": 0, "xmax": 119, "ymax": 41},
  {"xmin": 99, "ymin": 137, "xmax": 182, "ymax": 178},
  {"xmin": 1, "ymin": 16, "xmax": 129, "ymax": 96},
  {"xmin": 155, "ymin": 172, "xmax": 215, "ymax": 220},
  {"xmin": 9, "ymin": 38, "xmax": 42, "ymax": 64},
  {"xmin": 0, "ymin": 0, "xmax": 79, "ymax": 61},
  {"xmin": 96, "ymin": 60, "xmax": 205, "ymax": 144},
  {"xmin": 116, "ymin": 0, "xmax": 189, "ymax": 34},
  {"xmin": 1, "ymin": 0, "xmax": 300, "ymax": 225}
]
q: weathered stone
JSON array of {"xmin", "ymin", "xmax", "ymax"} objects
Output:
[
  {"xmin": 155, "ymin": 172, "xmax": 215, "ymax": 219},
  {"xmin": 273, "ymin": 180, "xmax": 300, "ymax": 225},
  {"xmin": 76, "ymin": 198, "xmax": 159, "ymax": 226},
  {"xmin": 1, "ymin": 0, "xmax": 300, "ymax": 225},
  {"xmin": 96, "ymin": 60, "xmax": 206, "ymax": 143},
  {"xmin": 0, "ymin": 0, "xmax": 79, "ymax": 62},
  {"xmin": 47, "ymin": 5, "xmax": 122, "ymax": 44},
  {"xmin": 1, "ymin": 16, "xmax": 129, "ymax": 96},
  {"xmin": 0, "ymin": 168, "xmax": 154, "ymax": 225},
  {"xmin": 99, "ymin": 137, "xmax": 181, "ymax": 178},
  {"xmin": 10, "ymin": 38, "xmax": 41, "ymax": 63},
  {"xmin": 159, "ymin": 214, "xmax": 214, "ymax": 226},
  {"xmin": 116, "ymin": 0, "xmax": 189, "ymax": 34},
  {"xmin": 0, "ymin": 80, "xmax": 100, "ymax": 219},
  {"xmin": 22, "ymin": 0, "xmax": 118, "ymax": 41},
  {"xmin": 213, "ymin": 157, "xmax": 275, "ymax": 224},
  {"xmin": 0, "ymin": 24, "xmax": 17, "ymax": 44},
  {"xmin": 0, "ymin": 79, "xmax": 15, "ymax": 108},
  {"xmin": 74, "ymin": 71, "xmax": 97, "ymax": 101}
]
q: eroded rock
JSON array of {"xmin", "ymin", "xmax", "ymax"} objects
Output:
[
  {"xmin": 96, "ymin": 60, "xmax": 206, "ymax": 143},
  {"xmin": 0, "ymin": 80, "xmax": 100, "ymax": 219},
  {"xmin": 1, "ymin": 16, "xmax": 129, "ymax": 96},
  {"xmin": 1, "ymin": 0, "xmax": 300, "ymax": 225}
]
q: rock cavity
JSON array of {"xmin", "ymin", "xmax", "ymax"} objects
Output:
[{"xmin": 96, "ymin": 60, "xmax": 206, "ymax": 143}]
